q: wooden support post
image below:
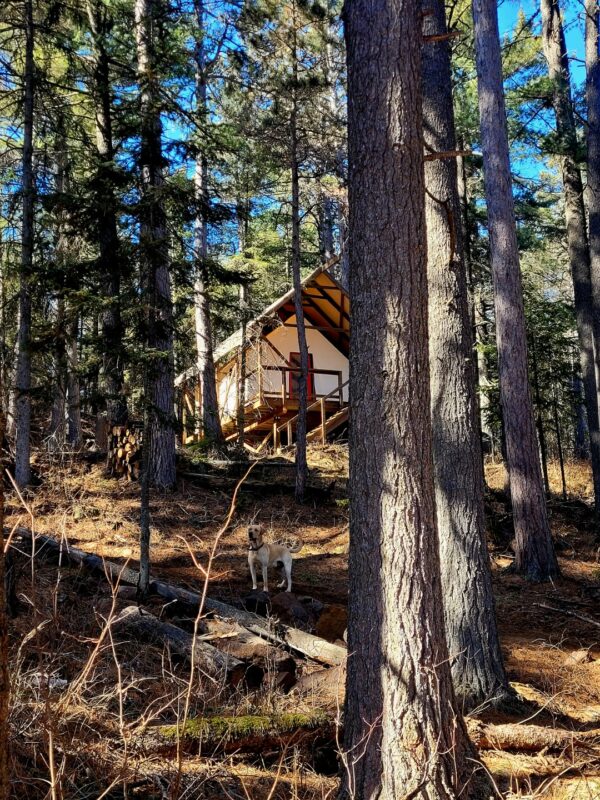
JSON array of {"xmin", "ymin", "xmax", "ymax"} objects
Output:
[
  {"xmin": 273, "ymin": 420, "xmax": 279, "ymax": 452},
  {"xmin": 337, "ymin": 372, "xmax": 343, "ymax": 404},
  {"xmin": 258, "ymin": 362, "xmax": 263, "ymax": 405},
  {"xmin": 320, "ymin": 397, "xmax": 326, "ymax": 444},
  {"xmin": 287, "ymin": 421, "xmax": 292, "ymax": 446}
]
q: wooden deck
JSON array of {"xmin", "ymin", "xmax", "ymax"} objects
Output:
[{"xmin": 179, "ymin": 364, "xmax": 349, "ymax": 452}]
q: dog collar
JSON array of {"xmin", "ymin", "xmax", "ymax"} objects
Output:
[{"xmin": 248, "ymin": 544, "xmax": 262, "ymax": 552}]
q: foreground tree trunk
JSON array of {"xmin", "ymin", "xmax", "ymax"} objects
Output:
[
  {"xmin": 341, "ymin": 0, "xmax": 489, "ymax": 796},
  {"xmin": 290, "ymin": 0, "xmax": 309, "ymax": 503},
  {"xmin": 87, "ymin": 0, "xmax": 127, "ymax": 431},
  {"xmin": 472, "ymin": 0, "xmax": 558, "ymax": 580},
  {"xmin": 14, "ymin": 0, "xmax": 35, "ymax": 488},
  {"xmin": 193, "ymin": 0, "xmax": 223, "ymax": 445},
  {"xmin": 422, "ymin": 0, "xmax": 510, "ymax": 710},
  {"xmin": 0, "ymin": 410, "xmax": 9, "ymax": 798},
  {"xmin": 585, "ymin": 0, "xmax": 600, "ymax": 495},
  {"xmin": 542, "ymin": 0, "xmax": 600, "ymax": 513},
  {"xmin": 135, "ymin": 0, "xmax": 176, "ymax": 491}
]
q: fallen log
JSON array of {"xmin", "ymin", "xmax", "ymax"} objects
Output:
[
  {"xmin": 203, "ymin": 619, "xmax": 296, "ymax": 691},
  {"xmin": 199, "ymin": 595, "xmax": 347, "ymax": 667},
  {"xmin": 146, "ymin": 710, "xmax": 334, "ymax": 755},
  {"xmin": 534, "ymin": 602, "xmax": 600, "ymax": 630},
  {"xmin": 294, "ymin": 664, "xmax": 346, "ymax": 708},
  {"xmin": 467, "ymin": 718, "xmax": 600, "ymax": 753},
  {"xmin": 112, "ymin": 606, "xmax": 251, "ymax": 686},
  {"xmin": 11, "ymin": 527, "xmax": 346, "ymax": 667}
]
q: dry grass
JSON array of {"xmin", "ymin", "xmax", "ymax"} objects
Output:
[{"xmin": 7, "ymin": 448, "xmax": 600, "ymax": 797}]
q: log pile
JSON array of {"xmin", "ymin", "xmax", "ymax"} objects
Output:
[
  {"xmin": 11, "ymin": 527, "xmax": 346, "ymax": 676},
  {"xmin": 107, "ymin": 424, "xmax": 142, "ymax": 480}
]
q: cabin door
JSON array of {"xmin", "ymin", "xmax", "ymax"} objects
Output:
[{"xmin": 289, "ymin": 353, "xmax": 314, "ymax": 399}]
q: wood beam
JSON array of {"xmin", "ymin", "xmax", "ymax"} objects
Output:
[
  {"xmin": 302, "ymin": 295, "xmax": 349, "ymax": 352},
  {"xmin": 308, "ymin": 285, "xmax": 351, "ymax": 324}
]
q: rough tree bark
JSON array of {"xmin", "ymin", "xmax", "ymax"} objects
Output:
[
  {"xmin": 192, "ymin": 0, "xmax": 223, "ymax": 444},
  {"xmin": 531, "ymin": 333, "xmax": 549, "ymax": 493},
  {"xmin": 87, "ymin": 0, "xmax": 127, "ymax": 430},
  {"xmin": 573, "ymin": 373, "xmax": 590, "ymax": 459},
  {"xmin": 542, "ymin": 0, "xmax": 600, "ymax": 513},
  {"xmin": 290, "ymin": 0, "xmax": 309, "ymax": 503},
  {"xmin": 48, "ymin": 302, "xmax": 67, "ymax": 451},
  {"xmin": 135, "ymin": 0, "xmax": 176, "ymax": 491},
  {"xmin": 472, "ymin": 0, "xmax": 558, "ymax": 580},
  {"xmin": 66, "ymin": 314, "xmax": 82, "ymax": 447},
  {"xmin": 585, "ymin": 0, "xmax": 600, "ymax": 492},
  {"xmin": 14, "ymin": 0, "xmax": 35, "ymax": 488},
  {"xmin": 0, "ymin": 410, "xmax": 9, "ymax": 798},
  {"xmin": 236, "ymin": 280, "xmax": 248, "ymax": 446},
  {"xmin": 341, "ymin": 0, "xmax": 489, "ymax": 796},
  {"xmin": 422, "ymin": 0, "xmax": 510, "ymax": 711},
  {"xmin": 49, "ymin": 145, "xmax": 69, "ymax": 451},
  {"xmin": 235, "ymin": 197, "xmax": 249, "ymax": 445}
]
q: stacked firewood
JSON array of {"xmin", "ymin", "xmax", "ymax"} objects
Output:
[{"xmin": 107, "ymin": 424, "xmax": 142, "ymax": 481}]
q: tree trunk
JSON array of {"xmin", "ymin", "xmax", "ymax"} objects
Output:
[
  {"xmin": 87, "ymin": 0, "xmax": 127, "ymax": 431},
  {"xmin": 48, "ymin": 298, "xmax": 67, "ymax": 451},
  {"xmin": 66, "ymin": 314, "xmax": 82, "ymax": 447},
  {"xmin": 422, "ymin": 0, "xmax": 510, "ymax": 711},
  {"xmin": 457, "ymin": 148, "xmax": 495, "ymax": 458},
  {"xmin": 0, "ymin": 410, "xmax": 9, "ymax": 799},
  {"xmin": 236, "ymin": 281, "xmax": 248, "ymax": 446},
  {"xmin": 530, "ymin": 333, "xmax": 549, "ymax": 493},
  {"xmin": 317, "ymin": 194, "xmax": 335, "ymax": 263},
  {"xmin": 193, "ymin": 0, "xmax": 223, "ymax": 445},
  {"xmin": 0, "ymin": 244, "xmax": 7, "ymax": 419},
  {"xmin": 553, "ymin": 394, "xmax": 567, "ymax": 499},
  {"xmin": 341, "ymin": 0, "xmax": 488, "ymax": 796},
  {"xmin": 585, "ymin": 0, "xmax": 600, "ymax": 502},
  {"xmin": 14, "ymin": 0, "xmax": 35, "ymax": 488},
  {"xmin": 573, "ymin": 373, "xmax": 589, "ymax": 459},
  {"xmin": 290, "ymin": 2, "xmax": 309, "ymax": 504},
  {"xmin": 541, "ymin": 0, "xmax": 600, "ymax": 513},
  {"xmin": 472, "ymin": 0, "xmax": 558, "ymax": 580},
  {"xmin": 135, "ymin": 0, "xmax": 176, "ymax": 490}
]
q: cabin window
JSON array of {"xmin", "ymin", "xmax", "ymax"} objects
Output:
[{"xmin": 289, "ymin": 353, "xmax": 315, "ymax": 399}]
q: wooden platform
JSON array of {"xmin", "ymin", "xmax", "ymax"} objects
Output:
[{"xmin": 222, "ymin": 394, "xmax": 348, "ymax": 450}]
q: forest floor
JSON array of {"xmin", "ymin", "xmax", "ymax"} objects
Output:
[{"xmin": 6, "ymin": 445, "xmax": 600, "ymax": 798}]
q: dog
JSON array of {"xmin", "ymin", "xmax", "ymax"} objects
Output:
[{"xmin": 247, "ymin": 524, "xmax": 302, "ymax": 593}]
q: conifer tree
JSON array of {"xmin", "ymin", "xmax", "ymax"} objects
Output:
[
  {"xmin": 423, "ymin": 0, "xmax": 510, "ymax": 708},
  {"xmin": 472, "ymin": 0, "xmax": 558, "ymax": 580}
]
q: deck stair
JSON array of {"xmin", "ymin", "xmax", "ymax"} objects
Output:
[{"xmin": 306, "ymin": 405, "xmax": 349, "ymax": 443}]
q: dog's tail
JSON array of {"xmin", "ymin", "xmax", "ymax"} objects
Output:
[{"xmin": 289, "ymin": 541, "xmax": 303, "ymax": 553}]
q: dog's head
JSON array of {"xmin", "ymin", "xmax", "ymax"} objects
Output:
[{"xmin": 247, "ymin": 524, "xmax": 264, "ymax": 548}]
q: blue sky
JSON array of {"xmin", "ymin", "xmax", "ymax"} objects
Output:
[{"xmin": 498, "ymin": 0, "xmax": 586, "ymax": 87}]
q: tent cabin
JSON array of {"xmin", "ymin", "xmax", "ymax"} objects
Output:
[{"xmin": 176, "ymin": 261, "xmax": 350, "ymax": 452}]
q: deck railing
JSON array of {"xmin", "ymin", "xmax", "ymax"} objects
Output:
[
  {"xmin": 180, "ymin": 359, "xmax": 348, "ymax": 446},
  {"xmin": 259, "ymin": 364, "xmax": 345, "ymax": 407}
]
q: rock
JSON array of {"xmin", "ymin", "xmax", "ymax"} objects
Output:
[
  {"xmin": 299, "ymin": 596, "xmax": 325, "ymax": 618},
  {"xmin": 240, "ymin": 590, "xmax": 271, "ymax": 617},
  {"xmin": 270, "ymin": 592, "xmax": 311, "ymax": 627},
  {"xmin": 316, "ymin": 605, "xmax": 348, "ymax": 643}
]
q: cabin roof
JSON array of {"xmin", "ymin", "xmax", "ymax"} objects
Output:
[{"xmin": 176, "ymin": 257, "xmax": 348, "ymax": 387}]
